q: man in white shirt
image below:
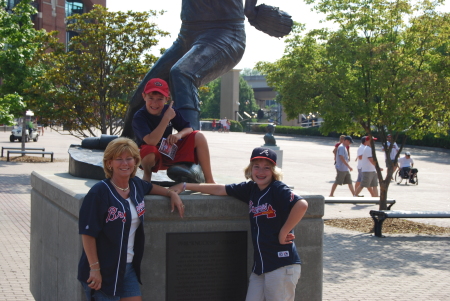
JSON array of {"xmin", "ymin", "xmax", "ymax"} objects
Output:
[
  {"xmin": 382, "ymin": 134, "xmax": 399, "ymax": 179},
  {"xmin": 354, "ymin": 136, "xmax": 382, "ymax": 197},
  {"xmin": 355, "ymin": 137, "xmax": 374, "ymax": 196},
  {"xmin": 398, "ymin": 152, "xmax": 418, "ymax": 183},
  {"xmin": 220, "ymin": 118, "xmax": 229, "ymax": 132},
  {"xmin": 329, "ymin": 136, "xmax": 355, "ymax": 197}
]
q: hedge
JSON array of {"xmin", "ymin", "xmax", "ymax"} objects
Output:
[
  {"xmin": 254, "ymin": 125, "xmax": 323, "ymax": 136},
  {"xmin": 252, "ymin": 125, "xmax": 450, "ymax": 149},
  {"xmin": 201, "ymin": 118, "xmax": 243, "ymax": 132}
]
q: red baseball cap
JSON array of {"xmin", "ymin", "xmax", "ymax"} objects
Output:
[
  {"xmin": 144, "ymin": 78, "xmax": 170, "ymax": 97},
  {"xmin": 363, "ymin": 136, "xmax": 378, "ymax": 141}
]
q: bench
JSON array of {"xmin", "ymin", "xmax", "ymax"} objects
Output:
[
  {"xmin": 370, "ymin": 210, "xmax": 450, "ymax": 237},
  {"xmin": 1, "ymin": 147, "xmax": 45, "ymax": 157},
  {"xmin": 325, "ymin": 197, "xmax": 396, "ymax": 209},
  {"xmin": 7, "ymin": 150, "xmax": 54, "ymax": 162}
]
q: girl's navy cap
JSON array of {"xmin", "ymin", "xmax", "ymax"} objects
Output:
[{"xmin": 250, "ymin": 147, "xmax": 277, "ymax": 165}]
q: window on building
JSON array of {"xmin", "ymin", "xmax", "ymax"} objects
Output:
[
  {"xmin": 65, "ymin": 0, "xmax": 84, "ymax": 18},
  {"xmin": 6, "ymin": 0, "xmax": 22, "ymax": 11},
  {"xmin": 65, "ymin": 0, "xmax": 84, "ymax": 47},
  {"xmin": 65, "ymin": 30, "xmax": 79, "ymax": 51}
]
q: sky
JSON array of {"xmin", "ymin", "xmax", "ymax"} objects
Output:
[{"xmin": 106, "ymin": 0, "xmax": 450, "ymax": 70}]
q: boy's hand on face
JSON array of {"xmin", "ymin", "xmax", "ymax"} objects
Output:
[{"xmin": 163, "ymin": 101, "xmax": 176, "ymax": 122}]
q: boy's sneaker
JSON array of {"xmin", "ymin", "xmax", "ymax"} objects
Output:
[
  {"xmin": 409, "ymin": 179, "xmax": 415, "ymax": 184},
  {"xmin": 167, "ymin": 163, "xmax": 205, "ymax": 183}
]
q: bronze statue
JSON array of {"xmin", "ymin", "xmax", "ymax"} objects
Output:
[
  {"xmin": 121, "ymin": 0, "xmax": 293, "ymax": 138},
  {"xmin": 264, "ymin": 124, "xmax": 277, "ymax": 146}
]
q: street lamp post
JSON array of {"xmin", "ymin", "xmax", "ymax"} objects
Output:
[{"xmin": 21, "ymin": 110, "xmax": 34, "ymax": 152}]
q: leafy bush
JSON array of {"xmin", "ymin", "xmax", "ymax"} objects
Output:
[
  {"xmin": 252, "ymin": 125, "xmax": 450, "ymax": 149},
  {"xmin": 200, "ymin": 118, "xmax": 243, "ymax": 132},
  {"xmin": 255, "ymin": 125, "xmax": 323, "ymax": 136},
  {"xmin": 229, "ymin": 120, "xmax": 243, "ymax": 132}
]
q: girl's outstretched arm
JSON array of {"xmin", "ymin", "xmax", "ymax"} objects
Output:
[{"xmin": 170, "ymin": 182, "xmax": 227, "ymax": 196}]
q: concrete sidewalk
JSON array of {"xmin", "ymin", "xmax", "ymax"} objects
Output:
[{"xmin": 1, "ymin": 129, "xmax": 449, "ymax": 300}]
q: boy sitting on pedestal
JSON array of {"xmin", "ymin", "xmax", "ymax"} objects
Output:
[{"xmin": 132, "ymin": 78, "xmax": 215, "ymax": 183}]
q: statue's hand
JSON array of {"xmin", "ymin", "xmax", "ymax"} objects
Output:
[{"xmin": 247, "ymin": 4, "xmax": 293, "ymax": 38}]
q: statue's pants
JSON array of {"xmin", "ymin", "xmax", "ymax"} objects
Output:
[{"xmin": 123, "ymin": 21, "xmax": 246, "ymax": 136}]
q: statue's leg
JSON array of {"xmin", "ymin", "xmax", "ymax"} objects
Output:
[
  {"xmin": 169, "ymin": 23, "xmax": 246, "ymax": 130},
  {"xmin": 122, "ymin": 37, "xmax": 187, "ymax": 138}
]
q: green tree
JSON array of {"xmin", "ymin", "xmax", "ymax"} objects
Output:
[
  {"xmin": 0, "ymin": 0, "xmax": 50, "ymax": 124},
  {"xmin": 30, "ymin": 5, "xmax": 169, "ymax": 138},
  {"xmin": 0, "ymin": 93, "xmax": 25, "ymax": 125},
  {"xmin": 257, "ymin": 0, "xmax": 450, "ymax": 209},
  {"xmin": 199, "ymin": 78, "xmax": 221, "ymax": 119}
]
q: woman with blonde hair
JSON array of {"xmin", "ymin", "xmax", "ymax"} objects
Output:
[{"xmin": 77, "ymin": 137, "xmax": 184, "ymax": 301}]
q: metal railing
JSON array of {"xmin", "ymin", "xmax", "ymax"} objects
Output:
[{"xmin": 0, "ymin": 125, "xmax": 14, "ymax": 132}]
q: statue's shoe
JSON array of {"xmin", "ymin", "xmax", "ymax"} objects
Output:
[{"xmin": 167, "ymin": 163, "xmax": 205, "ymax": 183}]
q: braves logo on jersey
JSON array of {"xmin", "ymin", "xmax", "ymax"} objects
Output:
[
  {"xmin": 136, "ymin": 200, "xmax": 145, "ymax": 217},
  {"xmin": 106, "ymin": 206, "xmax": 126, "ymax": 223},
  {"xmin": 249, "ymin": 201, "xmax": 277, "ymax": 218}
]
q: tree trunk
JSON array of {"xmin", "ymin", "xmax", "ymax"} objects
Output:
[
  {"xmin": 379, "ymin": 179, "xmax": 388, "ymax": 210},
  {"xmin": 21, "ymin": 111, "xmax": 26, "ymax": 153}
]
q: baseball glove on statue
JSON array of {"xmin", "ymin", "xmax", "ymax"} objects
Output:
[{"xmin": 248, "ymin": 4, "xmax": 293, "ymax": 38}]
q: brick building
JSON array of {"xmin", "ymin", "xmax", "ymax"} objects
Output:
[{"xmin": 6, "ymin": 0, "xmax": 106, "ymax": 44}]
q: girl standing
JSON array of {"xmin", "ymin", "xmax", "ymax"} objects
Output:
[{"xmin": 170, "ymin": 147, "xmax": 308, "ymax": 301}]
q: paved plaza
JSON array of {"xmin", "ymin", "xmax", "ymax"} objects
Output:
[{"xmin": 0, "ymin": 129, "xmax": 449, "ymax": 300}]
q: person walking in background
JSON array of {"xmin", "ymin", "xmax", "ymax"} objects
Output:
[
  {"xmin": 382, "ymin": 134, "xmax": 399, "ymax": 180},
  {"xmin": 77, "ymin": 137, "xmax": 185, "ymax": 301},
  {"xmin": 329, "ymin": 136, "xmax": 355, "ymax": 197},
  {"xmin": 212, "ymin": 119, "xmax": 216, "ymax": 132},
  {"xmin": 355, "ymin": 137, "xmax": 374, "ymax": 196},
  {"xmin": 333, "ymin": 135, "xmax": 350, "ymax": 163},
  {"xmin": 220, "ymin": 118, "xmax": 229, "ymax": 133},
  {"xmin": 169, "ymin": 147, "xmax": 308, "ymax": 301},
  {"xmin": 354, "ymin": 136, "xmax": 382, "ymax": 197}
]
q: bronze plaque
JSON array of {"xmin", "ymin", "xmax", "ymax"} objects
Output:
[{"xmin": 166, "ymin": 231, "xmax": 248, "ymax": 301}]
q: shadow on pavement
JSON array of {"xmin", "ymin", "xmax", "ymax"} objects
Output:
[
  {"xmin": 0, "ymin": 174, "xmax": 31, "ymax": 194},
  {"xmin": 324, "ymin": 230, "xmax": 450, "ymax": 283}
]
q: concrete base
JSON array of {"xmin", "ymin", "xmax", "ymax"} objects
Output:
[{"xmin": 30, "ymin": 171, "xmax": 323, "ymax": 301}]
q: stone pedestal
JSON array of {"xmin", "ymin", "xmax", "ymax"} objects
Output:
[{"xmin": 30, "ymin": 171, "xmax": 323, "ymax": 301}]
